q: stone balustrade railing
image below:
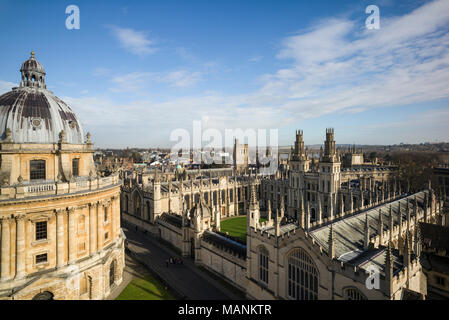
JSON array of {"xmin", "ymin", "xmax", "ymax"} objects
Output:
[{"xmin": 0, "ymin": 174, "xmax": 120, "ymax": 201}]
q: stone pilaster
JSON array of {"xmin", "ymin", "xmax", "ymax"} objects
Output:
[
  {"xmin": 89, "ymin": 203, "xmax": 97, "ymax": 255},
  {"xmin": 56, "ymin": 208, "xmax": 66, "ymax": 268},
  {"xmin": 0, "ymin": 217, "xmax": 11, "ymax": 281},
  {"xmin": 68, "ymin": 207, "xmax": 77, "ymax": 264},
  {"xmin": 15, "ymin": 214, "xmax": 26, "ymax": 279},
  {"xmin": 113, "ymin": 196, "xmax": 120, "ymax": 239},
  {"xmin": 107, "ymin": 199, "xmax": 113, "ymax": 239}
]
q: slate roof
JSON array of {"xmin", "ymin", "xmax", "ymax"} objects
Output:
[
  {"xmin": 421, "ymin": 253, "xmax": 449, "ymax": 274},
  {"xmin": 419, "ymin": 222, "xmax": 449, "ymax": 251},
  {"xmin": 202, "ymin": 230, "xmax": 246, "ymax": 258},
  {"xmin": 309, "ymin": 191, "xmax": 429, "ymax": 261},
  {"xmin": 159, "ymin": 212, "xmax": 183, "ymax": 228},
  {"xmin": 401, "ymin": 288, "xmax": 425, "ymax": 300}
]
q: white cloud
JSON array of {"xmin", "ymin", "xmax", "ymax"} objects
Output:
[
  {"xmin": 249, "ymin": 56, "xmax": 263, "ymax": 62},
  {"xmin": 92, "ymin": 67, "xmax": 112, "ymax": 77},
  {"xmin": 162, "ymin": 70, "xmax": 203, "ymax": 88},
  {"xmin": 108, "ymin": 25, "xmax": 157, "ymax": 56},
  {"xmin": 0, "ymin": 80, "xmax": 17, "ymax": 94},
  {"xmin": 14, "ymin": 0, "xmax": 449, "ymax": 147},
  {"xmin": 259, "ymin": 0, "xmax": 449, "ymax": 120},
  {"xmin": 110, "ymin": 72, "xmax": 152, "ymax": 93},
  {"xmin": 109, "ymin": 69, "xmax": 203, "ymax": 93}
]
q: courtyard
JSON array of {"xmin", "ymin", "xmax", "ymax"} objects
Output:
[{"xmin": 220, "ymin": 216, "xmax": 266, "ymax": 242}]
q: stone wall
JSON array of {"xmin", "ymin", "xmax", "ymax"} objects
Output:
[{"xmin": 199, "ymin": 240, "xmax": 246, "ymax": 292}]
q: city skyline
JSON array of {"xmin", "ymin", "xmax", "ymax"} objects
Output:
[{"xmin": 1, "ymin": 0, "xmax": 449, "ymax": 148}]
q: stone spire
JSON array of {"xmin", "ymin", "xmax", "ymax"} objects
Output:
[
  {"xmin": 250, "ymin": 181, "xmax": 259, "ymax": 209},
  {"xmin": 364, "ymin": 213, "xmax": 370, "ymax": 249},
  {"xmin": 404, "ymin": 230, "xmax": 411, "ymax": 289},
  {"xmin": 406, "ymin": 198, "xmax": 411, "ymax": 231},
  {"xmin": 280, "ymin": 196, "xmax": 285, "ymax": 218},
  {"xmin": 424, "ymin": 191, "xmax": 429, "ymax": 221},
  {"xmin": 385, "ymin": 241, "xmax": 394, "ymax": 296},
  {"xmin": 414, "ymin": 223, "xmax": 421, "ymax": 257},
  {"xmin": 168, "ymin": 180, "xmax": 172, "ymax": 213},
  {"xmin": 267, "ymin": 199, "xmax": 272, "ymax": 223},
  {"xmin": 403, "ymin": 231, "xmax": 411, "ymax": 266},
  {"xmin": 249, "ymin": 180, "xmax": 260, "ymax": 229},
  {"xmin": 328, "ymin": 224, "xmax": 335, "ymax": 259},
  {"xmin": 182, "ymin": 198, "xmax": 188, "ymax": 227},
  {"xmin": 414, "ymin": 195, "xmax": 418, "ymax": 226},
  {"xmin": 215, "ymin": 205, "xmax": 221, "ymax": 231},
  {"xmin": 389, "ymin": 205, "xmax": 394, "ymax": 242},
  {"xmin": 378, "ymin": 209, "xmax": 384, "ymax": 245},
  {"xmin": 275, "ymin": 209, "xmax": 281, "ymax": 237}
]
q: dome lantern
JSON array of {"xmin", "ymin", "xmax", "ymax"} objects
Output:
[{"xmin": 20, "ymin": 51, "xmax": 46, "ymax": 89}]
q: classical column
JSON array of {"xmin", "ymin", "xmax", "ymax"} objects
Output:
[
  {"xmin": 68, "ymin": 207, "xmax": 77, "ymax": 264},
  {"xmin": 56, "ymin": 209, "xmax": 66, "ymax": 268},
  {"xmin": 0, "ymin": 217, "xmax": 11, "ymax": 281},
  {"xmin": 89, "ymin": 203, "xmax": 97, "ymax": 255},
  {"xmin": 15, "ymin": 214, "xmax": 26, "ymax": 279}
]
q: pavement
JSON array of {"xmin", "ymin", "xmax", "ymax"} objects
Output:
[{"xmin": 122, "ymin": 222, "xmax": 243, "ymax": 300}]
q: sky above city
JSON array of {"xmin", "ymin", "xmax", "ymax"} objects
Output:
[{"xmin": 0, "ymin": 0, "xmax": 448, "ymax": 148}]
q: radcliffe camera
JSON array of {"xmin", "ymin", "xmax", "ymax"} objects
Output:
[{"xmin": 0, "ymin": 0, "xmax": 448, "ymax": 310}]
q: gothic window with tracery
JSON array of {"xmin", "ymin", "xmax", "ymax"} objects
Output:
[
  {"xmin": 287, "ymin": 248, "xmax": 318, "ymax": 300},
  {"xmin": 258, "ymin": 246, "xmax": 269, "ymax": 285},
  {"xmin": 343, "ymin": 287, "xmax": 367, "ymax": 300}
]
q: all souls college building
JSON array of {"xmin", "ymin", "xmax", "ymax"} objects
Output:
[
  {"xmin": 123, "ymin": 128, "xmax": 448, "ymax": 300},
  {"xmin": 0, "ymin": 53, "xmax": 124, "ymax": 300}
]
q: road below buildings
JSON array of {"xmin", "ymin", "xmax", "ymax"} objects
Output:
[{"xmin": 122, "ymin": 223, "xmax": 243, "ymax": 300}]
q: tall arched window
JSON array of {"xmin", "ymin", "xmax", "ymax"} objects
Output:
[
  {"xmin": 287, "ymin": 248, "xmax": 319, "ymax": 300},
  {"xmin": 343, "ymin": 287, "xmax": 367, "ymax": 300},
  {"xmin": 133, "ymin": 192, "xmax": 141, "ymax": 218},
  {"xmin": 30, "ymin": 160, "xmax": 46, "ymax": 180},
  {"xmin": 258, "ymin": 246, "xmax": 269, "ymax": 285}
]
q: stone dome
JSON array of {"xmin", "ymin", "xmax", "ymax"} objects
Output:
[{"xmin": 0, "ymin": 52, "xmax": 85, "ymax": 144}]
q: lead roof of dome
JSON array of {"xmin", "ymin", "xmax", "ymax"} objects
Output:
[{"xmin": 0, "ymin": 52, "xmax": 85, "ymax": 144}]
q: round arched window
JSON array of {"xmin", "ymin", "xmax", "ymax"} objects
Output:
[{"xmin": 32, "ymin": 291, "xmax": 54, "ymax": 300}]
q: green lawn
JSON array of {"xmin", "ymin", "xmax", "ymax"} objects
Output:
[
  {"xmin": 220, "ymin": 216, "xmax": 267, "ymax": 241},
  {"xmin": 116, "ymin": 275, "xmax": 176, "ymax": 300}
]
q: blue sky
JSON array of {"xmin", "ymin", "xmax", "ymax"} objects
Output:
[{"xmin": 0, "ymin": 0, "xmax": 448, "ymax": 148}]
